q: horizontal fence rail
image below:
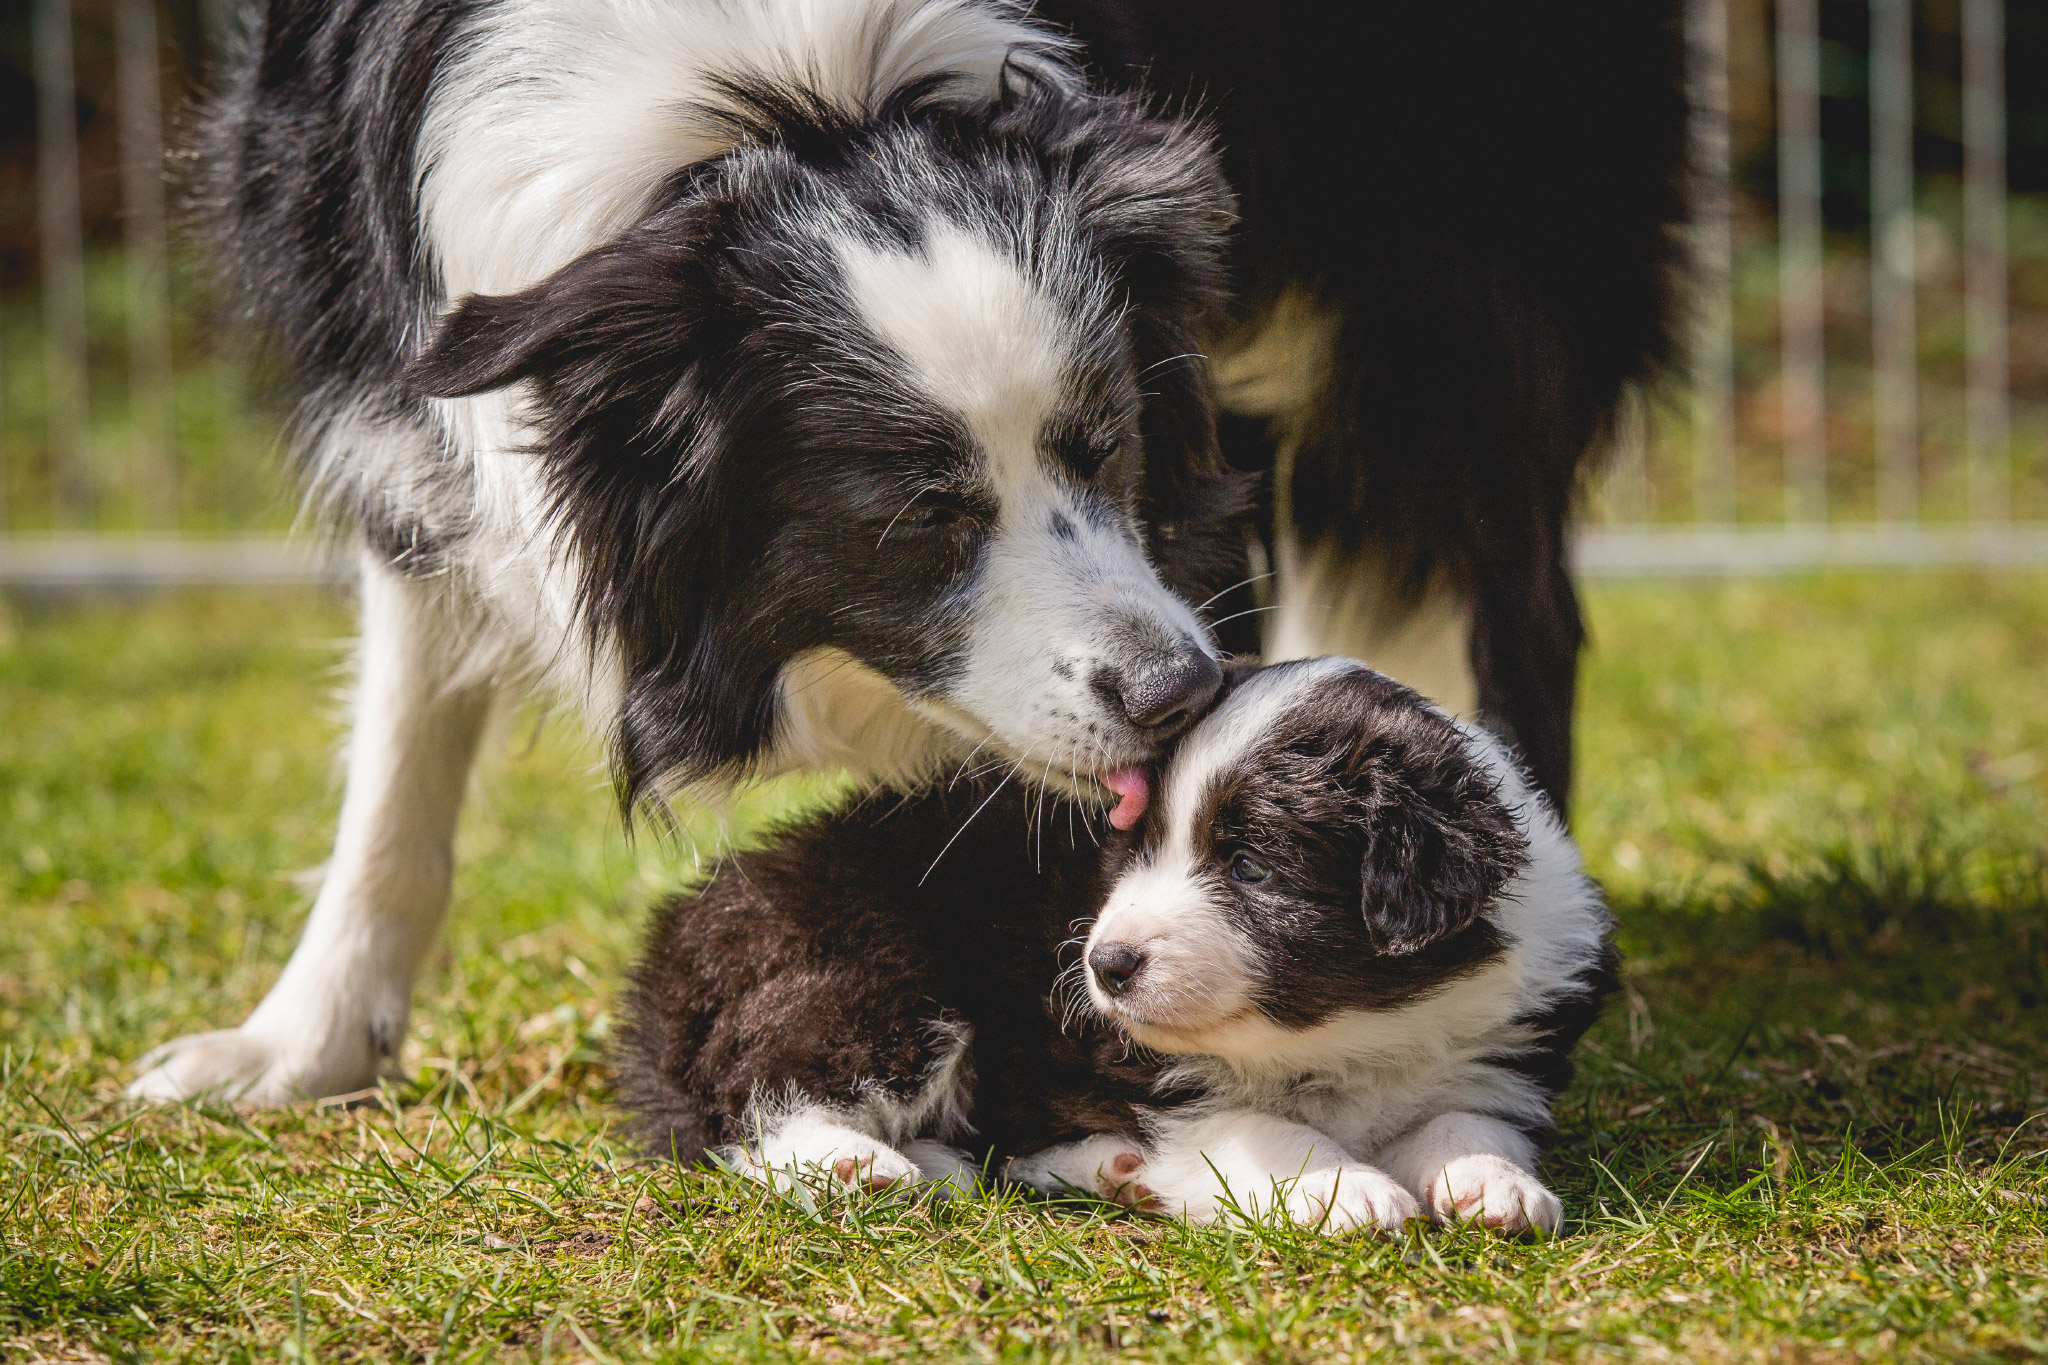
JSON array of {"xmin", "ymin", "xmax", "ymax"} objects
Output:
[{"xmin": 0, "ymin": 0, "xmax": 2043, "ymax": 584}]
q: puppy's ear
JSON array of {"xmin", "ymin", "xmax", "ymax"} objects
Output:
[
  {"xmin": 407, "ymin": 199, "xmax": 711, "ymax": 399},
  {"xmin": 1353, "ymin": 722, "xmax": 1529, "ymax": 956}
]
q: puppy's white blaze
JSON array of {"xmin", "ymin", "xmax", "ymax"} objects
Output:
[{"xmin": 1155, "ymin": 657, "xmax": 1355, "ymax": 837}]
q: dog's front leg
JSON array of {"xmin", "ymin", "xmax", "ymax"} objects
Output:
[
  {"xmin": 130, "ymin": 551, "xmax": 494, "ymax": 1105},
  {"xmin": 1142, "ymin": 1109, "xmax": 1419, "ymax": 1233},
  {"xmin": 1373, "ymin": 1111, "xmax": 1562, "ymax": 1235}
]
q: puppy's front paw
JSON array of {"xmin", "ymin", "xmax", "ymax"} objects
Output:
[
  {"xmin": 742, "ymin": 1116, "xmax": 922, "ymax": 1197},
  {"xmin": 1286, "ymin": 1164, "xmax": 1420, "ymax": 1235},
  {"xmin": 1006, "ymin": 1135, "xmax": 1157, "ymax": 1209},
  {"xmin": 1426, "ymin": 1154, "xmax": 1562, "ymax": 1234},
  {"xmin": 830, "ymin": 1147, "xmax": 920, "ymax": 1194}
]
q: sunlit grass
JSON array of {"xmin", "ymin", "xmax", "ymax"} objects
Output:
[{"xmin": 2, "ymin": 576, "xmax": 2044, "ymax": 1362}]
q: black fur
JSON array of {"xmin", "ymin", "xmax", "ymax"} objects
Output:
[
  {"xmin": 616, "ymin": 781, "xmax": 1173, "ymax": 1165},
  {"xmin": 1035, "ymin": 0, "xmax": 1692, "ymax": 802}
]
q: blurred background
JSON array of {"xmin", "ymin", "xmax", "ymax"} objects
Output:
[{"xmin": 0, "ymin": 0, "xmax": 2044, "ymax": 578}]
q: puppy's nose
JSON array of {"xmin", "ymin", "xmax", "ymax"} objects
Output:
[
  {"xmin": 1114, "ymin": 643, "xmax": 1222, "ymax": 735},
  {"xmin": 1089, "ymin": 942, "xmax": 1147, "ymax": 997}
]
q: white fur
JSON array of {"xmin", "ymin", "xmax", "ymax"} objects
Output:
[
  {"xmin": 1267, "ymin": 532, "xmax": 1479, "ymax": 720},
  {"xmin": 130, "ymin": 550, "xmax": 498, "ymax": 1103},
  {"xmin": 725, "ymin": 1019, "xmax": 976, "ymax": 1193},
  {"xmin": 740, "ymin": 1107, "xmax": 926, "ymax": 1192},
  {"xmin": 1004, "ymin": 1133, "xmax": 1151, "ymax": 1204},
  {"xmin": 1375, "ymin": 1111, "xmax": 1560, "ymax": 1234},
  {"xmin": 1138, "ymin": 1109, "xmax": 1420, "ymax": 1232},
  {"xmin": 839, "ymin": 219, "xmax": 1217, "ymax": 786}
]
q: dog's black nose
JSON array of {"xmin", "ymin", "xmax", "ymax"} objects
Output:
[
  {"xmin": 1115, "ymin": 644, "xmax": 1222, "ymax": 735},
  {"xmin": 1089, "ymin": 943, "xmax": 1147, "ymax": 997}
]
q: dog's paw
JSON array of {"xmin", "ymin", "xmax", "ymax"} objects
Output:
[
  {"xmin": 745, "ymin": 1121, "xmax": 922, "ymax": 1197},
  {"xmin": 1425, "ymin": 1155, "xmax": 1562, "ymax": 1235},
  {"xmin": 1005, "ymin": 1135, "xmax": 1157, "ymax": 1209},
  {"xmin": 128, "ymin": 1028, "xmax": 378, "ymax": 1107},
  {"xmin": 1285, "ymin": 1164, "xmax": 1421, "ymax": 1235},
  {"xmin": 830, "ymin": 1147, "xmax": 921, "ymax": 1194}
]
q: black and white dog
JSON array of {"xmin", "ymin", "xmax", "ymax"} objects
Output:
[
  {"xmin": 620, "ymin": 659, "xmax": 1615, "ymax": 1233},
  {"xmin": 132, "ymin": 0, "xmax": 1682, "ymax": 1105}
]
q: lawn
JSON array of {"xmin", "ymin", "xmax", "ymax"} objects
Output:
[{"xmin": 2, "ymin": 575, "xmax": 2045, "ymax": 1363}]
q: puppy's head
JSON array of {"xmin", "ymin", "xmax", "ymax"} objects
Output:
[
  {"xmin": 1081, "ymin": 659, "xmax": 1530, "ymax": 1059},
  {"xmin": 408, "ymin": 78, "xmax": 1245, "ymax": 809}
]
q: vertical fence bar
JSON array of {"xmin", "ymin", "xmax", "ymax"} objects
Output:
[
  {"xmin": 34, "ymin": 0, "xmax": 91, "ymax": 524},
  {"xmin": 120, "ymin": 0, "xmax": 177, "ymax": 528},
  {"xmin": 1869, "ymin": 0, "xmax": 1918, "ymax": 523},
  {"xmin": 1778, "ymin": 0, "xmax": 1827, "ymax": 523},
  {"xmin": 1963, "ymin": 0, "xmax": 2009, "ymax": 523},
  {"xmin": 1689, "ymin": 0, "xmax": 1738, "ymax": 523}
]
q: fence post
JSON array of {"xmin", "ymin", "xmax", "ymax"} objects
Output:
[
  {"xmin": 120, "ymin": 0, "xmax": 177, "ymax": 528},
  {"xmin": 1869, "ymin": 0, "xmax": 1917, "ymax": 524},
  {"xmin": 34, "ymin": 0, "xmax": 91, "ymax": 525},
  {"xmin": 1777, "ymin": 0, "xmax": 1826, "ymax": 524},
  {"xmin": 1689, "ymin": 0, "xmax": 1737, "ymax": 524},
  {"xmin": 1963, "ymin": 0, "xmax": 2010, "ymax": 523}
]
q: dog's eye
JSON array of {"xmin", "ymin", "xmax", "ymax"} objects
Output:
[
  {"xmin": 906, "ymin": 502, "xmax": 958, "ymax": 529},
  {"xmin": 888, "ymin": 492, "xmax": 975, "ymax": 539},
  {"xmin": 1077, "ymin": 442, "xmax": 1119, "ymax": 478},
  {"xmin": 1228, "ymin": 851, "xmax": 1273, "ymax": 884}
]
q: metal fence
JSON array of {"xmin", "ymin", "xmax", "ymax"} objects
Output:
[{"xmin": 1, "ymin": 0, "xmax": 2044, "ymax": 586}]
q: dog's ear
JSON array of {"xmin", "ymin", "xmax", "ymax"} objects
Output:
[
  {"xmin": 407, "ymin": 193, "xmax": 785, "ymax": 809},
  {"xmin": 1350, "ymin": 716, "xmax": 1529, "ymax": 957},
  {"xmin": 408, "ymin": 199, "xmax": 712, "ymax": 399}
]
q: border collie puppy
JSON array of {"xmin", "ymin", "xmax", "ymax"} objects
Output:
[{"xmin": 619, "ymin": 660, "xmax": 1615, "ymax": 1233}]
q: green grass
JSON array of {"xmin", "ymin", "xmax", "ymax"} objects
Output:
[{"xmin": 2, "ymin": 576, "xmax": 2045, "ymax": 1363}]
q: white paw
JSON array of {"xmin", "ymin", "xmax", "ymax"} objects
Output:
[
  {"xmin": 746, "ymin": 1128, "xmax": 922, "ymax": 1196},
  {"xmin": 1006, "ymin": 1135, "xmax": 1157, "ymax": 1209},
  {"xmin": 1285, "ymin": 1164, "xmax": 1422, "ymax": 1235},
  {"xmin": 1426, "ymin": 1154, "xmax": 1562, "ymax": 1234},
  {"xmin": 127, "ymin": 1027, "xmax": 381, "ymax": 1107}
]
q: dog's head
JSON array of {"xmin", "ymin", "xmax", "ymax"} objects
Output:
[
  {"xmin": 408, "ymin": 78, "xmax": 1244, "ymax": 809},
  {"xmin": 1080, "ymin": 659, "xmax": 1531, "ymax": 1059}
]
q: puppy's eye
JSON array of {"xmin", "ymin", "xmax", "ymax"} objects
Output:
[{"xmin": 1228, "ymin": 851, "xmax": 1273, "ymax": 884}]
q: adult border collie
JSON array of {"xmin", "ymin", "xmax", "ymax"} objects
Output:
[
  {"xmin": 620, "ymin": 659, "xmax": 1615, "ymax": 1234},
  {"xmin": 131, "ymin": 0, "xmax": 1684, "ymax": 1105}
]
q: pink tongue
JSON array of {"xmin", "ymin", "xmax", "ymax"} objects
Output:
[{"xmin": 1103, "ymin": 767, "xmax": 1151, "ymax": 831}]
